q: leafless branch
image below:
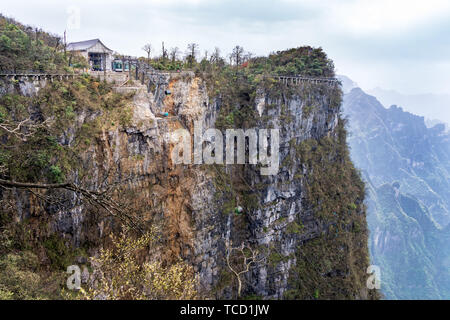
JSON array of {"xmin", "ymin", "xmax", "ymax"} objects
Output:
[
  {"xmin": 225, "ymin": 240, "xmax": 265, "ymax": 298},
  {"xmin": 0, "ymin": 118, "xmax": 52, "ymax": 141},
  {"xmin": 0, "ymin": 178, "xmax": 145, "ymax": 233}
]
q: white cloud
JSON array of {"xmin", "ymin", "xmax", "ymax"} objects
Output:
[{"xmin": 328, "ymin": 0, "xmax": 450, "ymax": 35}]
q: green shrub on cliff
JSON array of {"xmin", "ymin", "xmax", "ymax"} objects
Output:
[
  {"xmin": 0, "ymin": 15, "xmax": 66, "ymax": 73},
  {"xmin": 248, "ymin": 46, "xmax": 335, "ymax": 77},
  {"xmin": 284, "ymin": 119, "xmax": 379, "ymax": 299},
  {"xmin": 0, "ymin": 76, "xmax": 133, "ymax": 184}
]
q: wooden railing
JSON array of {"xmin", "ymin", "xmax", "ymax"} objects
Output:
[
  {"xmin": 0, "ymin": 71, "xmax": 340, "ymax": 87},
  {"xmin": 276, "ymin": 75, "xmax": 340, "ymax": 85},
  {"xmin": 0, "ymin": 73, "xmax": 80, "ymax": 81}
]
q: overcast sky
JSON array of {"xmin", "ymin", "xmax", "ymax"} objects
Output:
[{"xmin": 2, "ymin": 0, "xmax": 450, "ymax": 96}]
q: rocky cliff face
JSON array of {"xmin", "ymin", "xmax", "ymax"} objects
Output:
[{"xmin": 1, "ymin": 72, "xmax": 377, "ymax": 299}]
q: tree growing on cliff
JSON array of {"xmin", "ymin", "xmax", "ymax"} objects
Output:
[
  {"xmin": 0, "ymin": 16, "xmax": 66, "ymax": 73},
  {"xmin": 225, "ymin": 240, "xmax": 265, "ymax": 298},
  {"xmin": 185, "ymin": 43, "xmax": 199, "ymax": 67},
  {"xmin": 0, "ymin": 77, "xmax": 145, "ymax": 233},
  {"xmin": 161, "ymin": 41, "xmax": 168, "ymax": 65},
  {"xmin": 210, "ymin": 47, "xmax": 223, "ymax": 66},
  {"xmin": 142, "ymin": 43, "xmax": 152, "ymax": 60},
  {"xmin": 169, "ymin": 47, "xmax": 180, "ymax": 64},
  {"xmin": 230, "ymin": 45, "xmax": 245, "ymax": 66},
  {"xmin": 78, "ymin": 227, "xmax": 198, "ymax": 300}
]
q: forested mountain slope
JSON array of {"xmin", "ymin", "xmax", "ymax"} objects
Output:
[{"xmin": 343, "ymin": 87, "xmax": 450, "ymax": 299}]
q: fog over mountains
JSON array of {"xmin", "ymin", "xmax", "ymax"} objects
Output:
[
  {"xmin": 341, "ymin": 76, "xmax": 450, "ymax": 299},
  {"xmin": 339, "ymin": 75, "xmax": 450, "ymax": 126},
  {"xmin": 368, "ymin": 87, "xmax": 450, "ymax": 127}
]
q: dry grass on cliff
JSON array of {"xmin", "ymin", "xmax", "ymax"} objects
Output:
[{"xmin": 74, "ymin": 227, "xmax": 198, "ymax": 300}]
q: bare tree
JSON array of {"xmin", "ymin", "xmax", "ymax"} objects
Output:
[
  {"xmin": 161, "ymin": 42, "xmax": 168, "ymax": 64},
  {"xmin": 0, "ymin": 176, "xmax": 145, "ymax": 233},
  {"xmin": 243, "ymin": 51, "xmax": 253, "ymax": 64},
  {"xmin": 210, "ymin": 47, "xmax": 222, "ymax": 64},
  {"xmin": 142, "ymin": 44, "xmax": 152, "ymax": 59},
  {"xmin": 231, "ymin": 45, "xmax": 245, "ymax": 66},
  {"xmin": 186, "ymin": 43, "xmax": 199, "ymax": 67},
  {"xmin": 225, "ymin": 240, "xmax": 265, "ymax": 298},
  {"xmin": 0, "ymin": 117, "xmax": 51, "ymax": 141},
  {"xmin": 169, "ymin": 47, "xmax": 180, "ymax": 64},
  {"xmin": 0, "ymin": 117, "xmax": 144, "ymax": 232},
  {"xmin": 63, "ymin": 30, "xmax": 67, "ymax": 59}
]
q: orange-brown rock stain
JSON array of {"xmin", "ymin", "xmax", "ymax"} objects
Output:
[{"xmin": 157, "ymin": 76, "xmax": 205, "ymax": 261}]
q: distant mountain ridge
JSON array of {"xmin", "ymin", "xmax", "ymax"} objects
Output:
[
  {"xmin": 343, "ymin": 85, "xmax": 450, "ymax": 299},
  {"xmin": 367, "ymin": 87, "xmax": 450, "ymax": 126},
  {"xmin": 337, "ymin": 75, "xmax": 358, "ymax": 94}
]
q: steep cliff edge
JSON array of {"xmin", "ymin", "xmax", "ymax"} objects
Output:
[{"xmin": 0, "ymin": 49, "xmax": 378, "ymax": 300}]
